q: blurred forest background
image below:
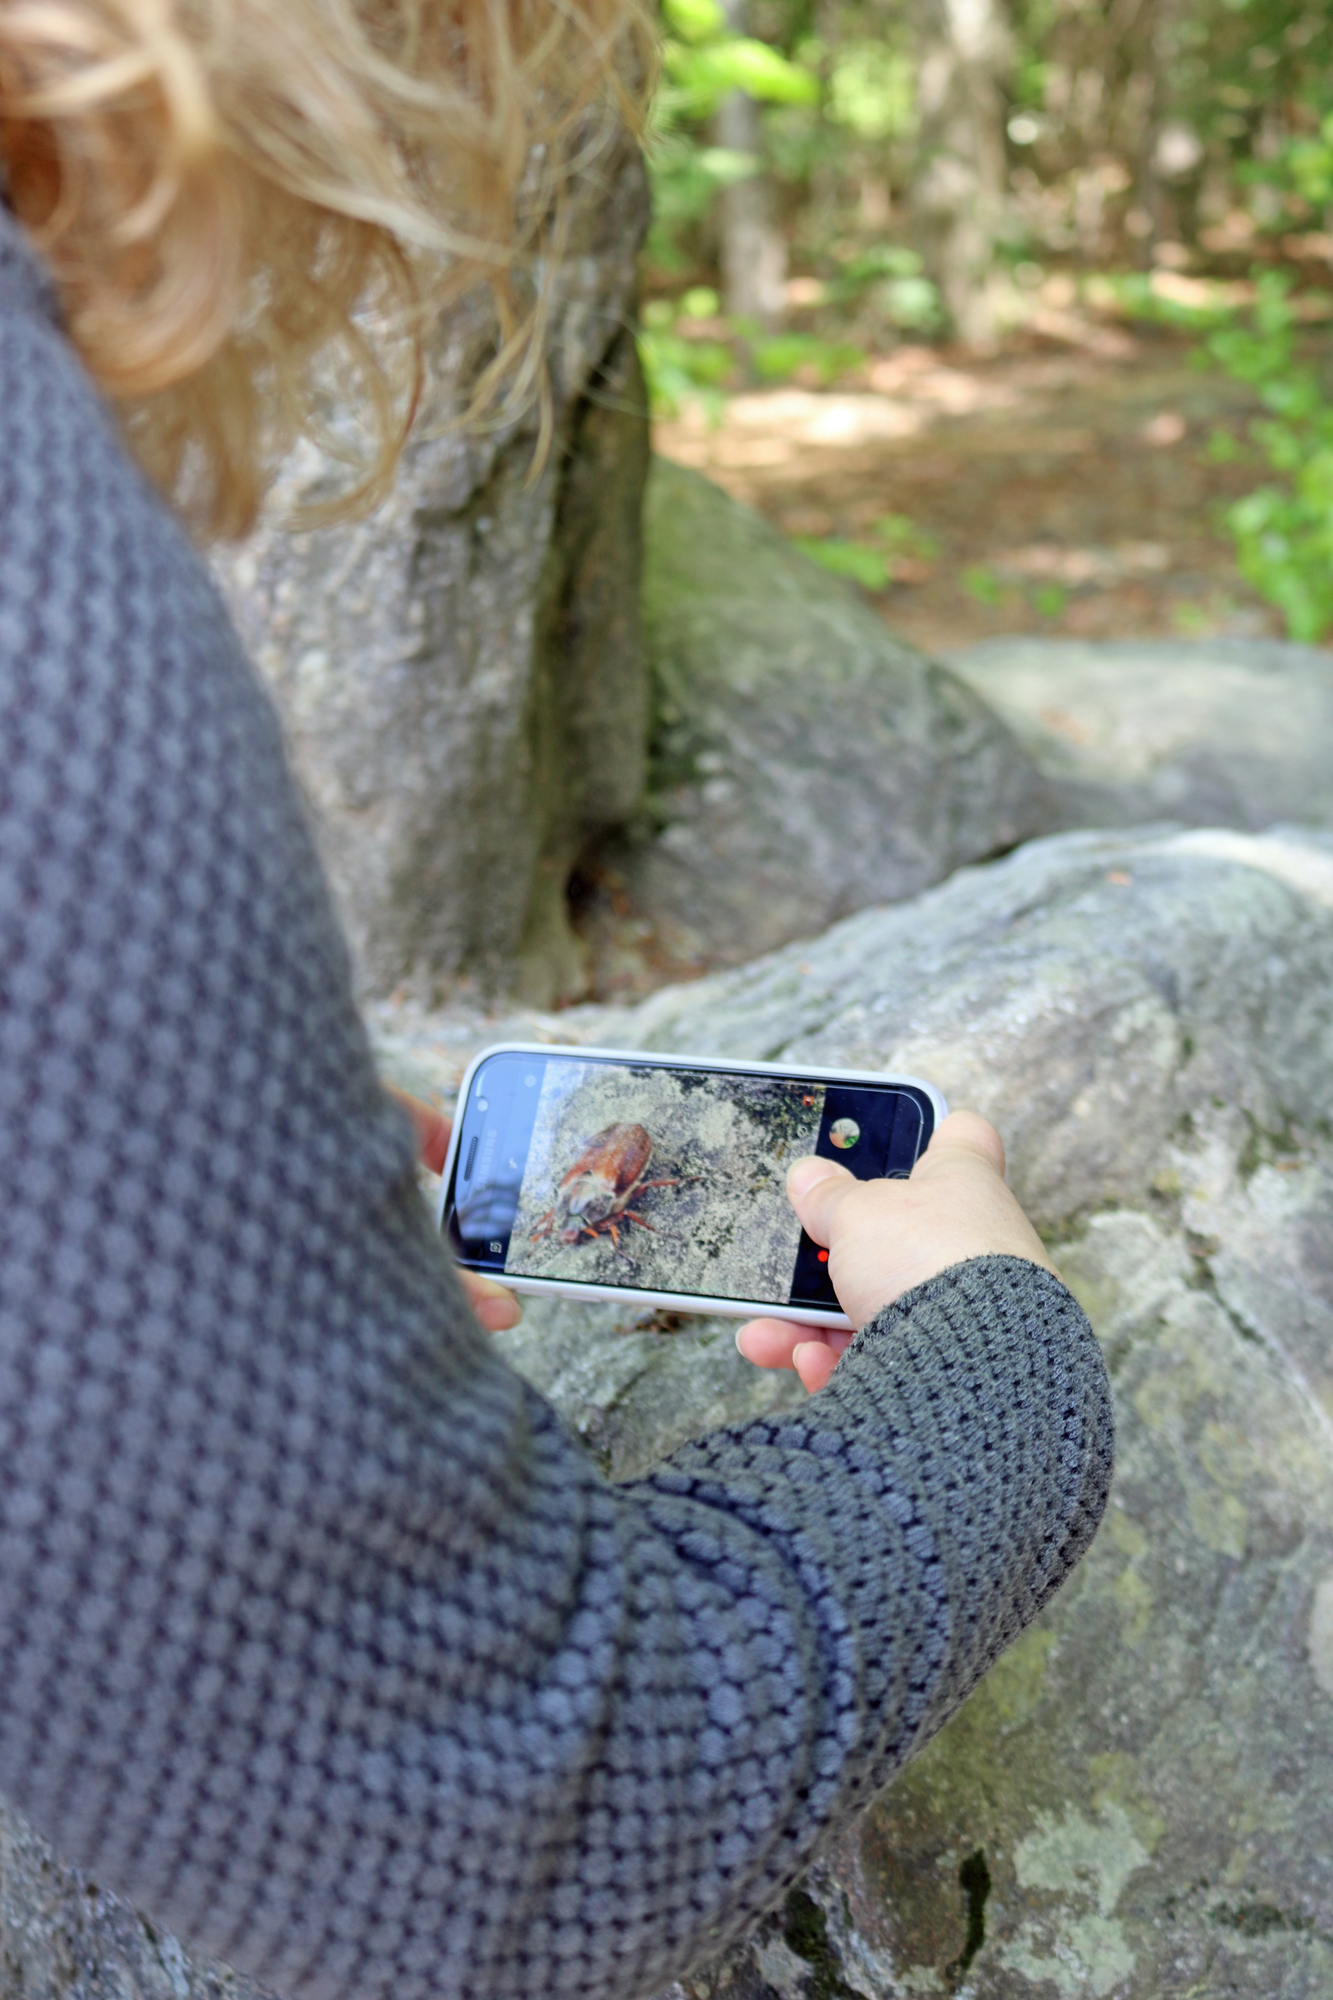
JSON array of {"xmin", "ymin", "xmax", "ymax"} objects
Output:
[{"xmin": 639, "ymin": 0, "xmax": 1333, "ymax": 649}]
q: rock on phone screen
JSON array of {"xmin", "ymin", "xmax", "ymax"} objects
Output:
[{"xmin": 442, "ymin": 1053, "xmax": 935, "ymax": 1313}]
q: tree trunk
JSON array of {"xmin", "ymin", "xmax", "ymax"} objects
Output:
[
  {"xmin": 909, "ymin": 0, "xmax": 1012, "ymax": 349},
  {"xmin": 712, "ymin": 0, "xmax": 786, "ymax": 329}
]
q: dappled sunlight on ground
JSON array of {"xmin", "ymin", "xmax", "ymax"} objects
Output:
[{"xmin": 654, "ymin": 322, "xmax": 1294, "ymax": 656}]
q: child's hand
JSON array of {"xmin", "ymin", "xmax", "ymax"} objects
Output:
[
  {"xmin": 736, "ymin": 1111, "xmax": 1055, "ymax": 1393},
  {"xmin": 387, "ymin": 1082, "xmax": 453, "ymax": 1175},
  {"xmin": 386, "ymin": 1084, "xmax": 522, "ymax": 1332}
]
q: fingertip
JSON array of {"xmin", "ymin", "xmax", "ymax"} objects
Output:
[
  {"xmin": 460, "ymin": 1269, "xmax": 523, "ymax": 1332},
  {"xmin": 386, "ymin": 1081, "xmax": 452, "ymax": 1173},
  {"xmin": 787, "ymin": 1153, "xmax": 846, "ymax": 1192},
  {"xmin": 476, "ymin": 1294, "xmax": 522, "ymax": 1331},
  {"xmin": 793, "ymin": 1340, "xmax": 839, "ymax": 1394},
  {"xmin": 737, "ymin": 1318, "xmax": 804, "ymax": 1370}
]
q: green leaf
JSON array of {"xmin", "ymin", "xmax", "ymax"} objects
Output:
[
  {"xmin": 963, "ymin": 565, "xmax": 1005, "ymax": 607},
  {"xmin": 1207, "ymin": 268, "xmax": 1333, "ymax": 641},
  {"xmin": 827, "ymin": 42, "xmax": 916, "ymax": 140},
  {"xmin": 695, "ymin": 146, "xmax": 759, "ymax": 184},
  {"xmin": 1204, "ymin": 428, "xmax": 1245, "ymax": 464},
  {"xmin": 881, "ymin": 275, "xmax": 942, "ymax": 331},
  {"xmin": 661, "ymin": 0, "xmax": 726, "ymax": 45},
  {"xmin": 750, "ymin": 333, "xmax": 863, "ymax": 383},
  {"xmin": 668, "ymin": 38, "xmax": 819, "ymax": 113},
  {"xmin": 874, "ymin": 513, "xmax": 940, "ymax": 559},
  {"xmin": 637, "ymin": 328, "xmax": 735, "ymax": 416},
  {"xmin": 792, "ymin": 538, "xmax": 891, "ymax": 590},
  {"xmin": 1033, "ymin": 583, "xmax": 1069, "ymax": 620}
]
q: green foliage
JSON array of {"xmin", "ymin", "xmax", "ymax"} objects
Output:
[
  {"xmin": 790, "ymin": 513, "xmax": 939, "ymax": 593},
  {"xmin": 1283, "ymin": 111, "xmax": 1333, "ymax": 206},
  {"xmin": 1204, "ymin": 427, "xmax": 1247, "ymax": 464},
  {"xmin": 963, "ymin": 565, "xmax": 1005, "ymax": 608},
  {"xmin": 661, "ymin": 0, "xmax": 728, "ymax": 41},
  {"xmin": 1089, "ymin": 273, "xmax": 1236, "ymax": 334},
  {"xmin": 878, "ymin": 274, "xmax": 942, "ymax": 331},
  {"xmin": 749, "ymin": 331, "xmax": 865, "ymax": 381},
  {"xmin": 824, "ymin": 244, "xmax": 923, "ymax": 298},
  {"xmin": 1033, "ymin": 583, "xmax": 1069, "ymax": 619},
  {"xmin": 647, "ymin": 136, "xmax": 758, "ymax": 272},
  {"xmin": 821, "ymin": 248, "xmax": 944, "ymax": 332},
  {"xmin": 649, "ymin": 0, "xmax": 818, "ymax": 274},
  {"xmin": 639, "ymin": 0, "xmax": 1333, "ymax": 646},
  {"xmin": 1206, "ymin": 274, "xmax": 1333, "ymax": 641},
  {"xmin": 638, "ymin": 299, "xmax": 734, "ymax": 418},
  {"xmin": 792, "ymin": 537, "xmax": 891, "ymax": 588},
  {"xmin": 874, "ymin": 513, "xmax": 940, "ymax": 561},
  {"xmin": 637, "ymin": 298, "xmax": 864, "ymax": 415},
  {"xmin": 825, "ymin": 40, "xmax": 916, "ymax": 141},
  {"xmin": 664, "ymin": 34, "xmax": 819, "ymax": 118}
]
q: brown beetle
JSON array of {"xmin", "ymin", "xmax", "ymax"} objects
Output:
[{"xmin": 530, "ymin": 1122, "xmax": 697, "ymax": 1251}]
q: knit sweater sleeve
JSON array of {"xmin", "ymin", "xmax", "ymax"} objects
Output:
[{"xmin": 0, "ymin": 211, "xmax": 1113, "ymax": 2000}]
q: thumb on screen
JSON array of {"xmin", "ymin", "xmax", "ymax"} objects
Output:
[{"xmin": 785, "ymin": 1155, "xmax": 857, "ymax": 1243}]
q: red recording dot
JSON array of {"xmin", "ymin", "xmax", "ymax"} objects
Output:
[{"xmin": 817, "ymin": 1249, "xmax": 829, "ymax": 1263}]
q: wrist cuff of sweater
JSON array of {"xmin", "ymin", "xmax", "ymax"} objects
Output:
[{"xmin": 855, "ymin": 1252, "xmax": 1089, "ymax": 1352}]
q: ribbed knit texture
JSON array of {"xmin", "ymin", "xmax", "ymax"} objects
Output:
[{"xmin": 0, "ymin": 203, "xmax": 1113, "ymax": 2000}]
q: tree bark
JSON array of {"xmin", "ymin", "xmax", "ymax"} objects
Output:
[
  {"xmin": 909, "ymin": 0, "xmax": 1013, "ymax": 349},
  {"xmin": 712, "ymin": 0, "xmax": 786, "ymax": 329}
]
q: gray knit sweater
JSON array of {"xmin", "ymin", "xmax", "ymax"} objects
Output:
[{"xmin": 0, "ymin": 203, "xmax": 1112, "ymax": 2000}]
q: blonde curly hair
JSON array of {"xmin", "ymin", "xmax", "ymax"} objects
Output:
[{"xmin": 0, "ymin": 0, "xmax": 653, "ymax": 536}]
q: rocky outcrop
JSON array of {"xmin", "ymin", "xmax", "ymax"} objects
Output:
[
  {"xmin": 0, "ymin": 1812, "xmax": 267, "ymax": 2000},
  {"xmin": 215, "ymin": 128, "xmax": 651, "ymax": 1010},
  {"xmin": 406, "ymin": 821, "xmax": 1333, "ymax": 1997},
  {"xmin": 8, "ymin": 826, "xmax": 1333, "ymax": 1997},
  {"xmin": 214, "ymin": 390, "xmax": 1061, "ymax": 1009},
  {"xmin": 592, "ymin": 823, "xmax": 1333, "ymax": 1998},
  {"xmin": 583, "ymin": 458, "xmax": 1049, "ymax": 981},
  {"xmin": 949, "ymin": 634, "xmax": 1333, "ymax": 835}
]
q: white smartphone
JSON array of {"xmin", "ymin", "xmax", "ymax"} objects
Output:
[{"xmin": 437, "ymin": 1044, "xmax": 947, "ymax": 1329}]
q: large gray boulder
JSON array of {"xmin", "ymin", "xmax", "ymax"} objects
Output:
[
  {"xmin": 950, "ymin": 635, "xmax": 1333, "ymax": 835},
  {"xmin": 384, "ymin": 829, "xmax": 1333, "ymax": 1994},
  {"xmin": 586, "ymin": 458, "xmax": 1049, "ymax": 976},
  {"xmin": 596, "ymin": 823, "xmax": 1333, "ymax": 1997},
  {"xmin": 8, "ymin": 824, "xmax": 1333, "ymax": 1996},
  {"xmin": 215, "ymin": 129, "xmax": 650, "ymax": 1010},
  {"xmin": 444, "ymin": 822, "xmax": 1333, "ymax": 1996}
]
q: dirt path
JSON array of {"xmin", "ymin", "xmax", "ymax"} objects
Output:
[{"xmin": 654, "ymin": 321, "xmax": 1283, "ymax": 657}]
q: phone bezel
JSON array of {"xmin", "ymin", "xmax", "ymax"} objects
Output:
[{"xmin": 436, "ymin": 1043, "xmax": 949, "ymax": 1330}]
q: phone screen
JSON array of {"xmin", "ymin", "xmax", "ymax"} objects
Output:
[{"xmin": 442, "ymin": 1053, "xmax": 934, "ymax": 1313}]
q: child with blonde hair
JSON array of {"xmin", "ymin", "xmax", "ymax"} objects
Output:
[{"xmin": 0, "ymin": 8, "xmax": 1111, "ymax": 1997}]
